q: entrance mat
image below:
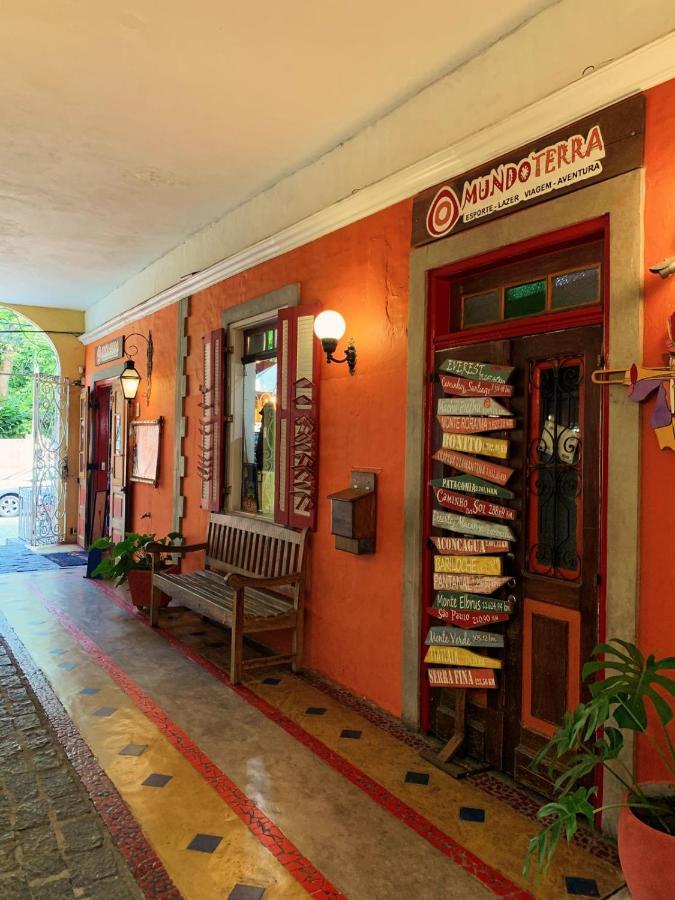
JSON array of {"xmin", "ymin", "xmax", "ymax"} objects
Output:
[
  {"xmin": 0, "ymin": 545, "xmax": 58, "ymax": 574},
  {"xmin": 41, "ymin": 551, "xmax": 89, "ymax": 568}
]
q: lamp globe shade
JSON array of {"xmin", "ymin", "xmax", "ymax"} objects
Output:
[
  {"xmin": 314, "ymin": 310, "xmax": 346, "ymax": 342},
  {"xmin": 120, "ymin": 360, "xmax": 141, "ymax": 400}
]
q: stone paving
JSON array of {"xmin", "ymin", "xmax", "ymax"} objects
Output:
[{"xmin": 0, "ymin": 639, "xmax": 142, "ymax": 900}]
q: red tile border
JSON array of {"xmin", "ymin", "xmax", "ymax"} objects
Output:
[
  {"xmin": 0, "ymin": 611, "xmax": 182, "ymax": 900},
  {"xmin": 74, "ymin": 578, "xmax": 533, "ymax": 899},
  {"xmin": 23, "ymin": 580, "xmax": 344, "ymax": 899}
]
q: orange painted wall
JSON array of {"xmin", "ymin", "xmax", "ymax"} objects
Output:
[
  {"xmin": 84, "ymin": 304, "xmax": 177, "ymax": 539},
  {"xmin": 638, "ymin": 80, "xmax": 675, "ymax": 781},
  {"xmin": 87, "ymin": 203, "xmax": 411, "ymax": 716}
]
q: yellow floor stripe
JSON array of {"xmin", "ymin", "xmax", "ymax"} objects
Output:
[{"xmin": 2, "ymin": 600, "xmax": 309, "ymax": 900}]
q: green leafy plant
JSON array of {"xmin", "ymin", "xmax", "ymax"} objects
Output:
[
  {"xmin": 89, "ymin": 532, "xmax": 183, "ymax": 585},
  {"xmin": 524, "ymin": 639, "xmax": 675, "ymax": 877}
]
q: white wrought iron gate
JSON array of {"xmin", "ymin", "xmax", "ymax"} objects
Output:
[{"xmin": 19, "ymin": 374, "xmax": 70, "ymax": 545}]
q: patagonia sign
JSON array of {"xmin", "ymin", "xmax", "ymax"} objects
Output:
[{"xmin": 412, "ymin": 96, "xmax": 644, "ymax": 247}]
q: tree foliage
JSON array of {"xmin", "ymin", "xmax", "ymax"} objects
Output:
[{"xmin": 0, "ymin": 308, "xmax": 58, "ymax": 438}]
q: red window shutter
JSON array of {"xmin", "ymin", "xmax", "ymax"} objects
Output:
[
  {"xmin": 199, "ymin": 328, "xmax": 226, "ymax": 511},
  {"xmin": 274, "ymin": 306, "xmax": 321, "ymax": 530}
]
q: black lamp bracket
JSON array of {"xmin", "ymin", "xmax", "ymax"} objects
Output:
[{"xmin": 322, "ymin": 337, "xmax": 357, "ymax": 376}]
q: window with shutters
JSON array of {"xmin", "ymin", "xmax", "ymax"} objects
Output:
[
  {"xmin": 240, "ymin": 322, "xmax": 277, "ymax": 516},
  {"xmin": 224, "ymin": 298, "xmax": 321, "ymax": 531}
]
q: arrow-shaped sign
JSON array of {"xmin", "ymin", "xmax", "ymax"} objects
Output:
[
  {"xmin": 428, "ymin": 667, "xmax": 497, "ymax": 688},
  {"xmin": 441, "ymin": 432, "xmax": 510, "ymax": 459},
  {"xmin": 438, "ymin": 359, "xmax": 514, "ymax": 384},
  {"xmin": 433, "ymin": 573, "xmax": 513, "ymax": 593},
  {"xmin": 434, "ymin": 590, "xmax": 514, "ymax": 612},
  {"xmin": 439, "ymin": 374, "xmax": 514, "ymax": 398},
  {"xmin": 433, "ymin": 448, "xmax": 513, "ymax": 485},
  {"xmin": 434, "ymin": 555, "xmax": 503, "ymax": 575},
  {"xmin": 438, "ymin": 397, "xmax": 512, "ymax": 417},
  {"xmin": 427, "ymin": 607, "xmax": 510, "ymax": 628},
  {"xmin": 429, "ymin": 474, "xmax": 515, "ymax": 500},
  {"xmin": 429, "ymin": 535, "xmax": 511, "ymax": 555},
  {"xmin": 424, "ymin": 645, "xmax": 502, "ymax": 668},
  {"xmin": 426, "ymin": 626, "xmax": 505, "ymax": 648},
  {"xmin": 434, "ymin": 488, "xmax": 516, "ymax": 521},
  {"xmin": 432, "ymin": 509, "xmax": 515, "ymax": 541},
  {"xmin": 437, "ymin": 415, "xmax": 516, "ymax": 434}
]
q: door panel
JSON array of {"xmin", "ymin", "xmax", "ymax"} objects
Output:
[
  {"xmin": 510, "ymin": 326, "xmax": 602, "ymax": 793},
  {"xmin": 109, "ymin": 384, "xmax": 127, "ymax": 542}
]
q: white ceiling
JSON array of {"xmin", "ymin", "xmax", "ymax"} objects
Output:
[{"xmin": 0, "ymin": 0, "xmax": 554, "ymax": 310}]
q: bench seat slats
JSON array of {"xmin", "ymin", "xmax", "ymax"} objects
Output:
[{"xmin": 151, "ymin": 511, "xmax": 308, "ymax": 683}]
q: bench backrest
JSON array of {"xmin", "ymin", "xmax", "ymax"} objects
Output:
[{"xmin": 205, "ymin": 512, "xmax": 308, "ymax": 584}]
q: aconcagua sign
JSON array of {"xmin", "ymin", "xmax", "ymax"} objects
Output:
[{"xmin": 412, "ymin": 96, "xmax": 644, "ymax": 247}]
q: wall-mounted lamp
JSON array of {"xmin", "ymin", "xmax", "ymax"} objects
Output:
[
  {"xmin": 121, "ymin": 331, "xmax": 153, "ymax": 404},
  {"xmin": 313, "ymin": 311, "xmax": 357, "ymax": 375},
  {"xmin": 120, "ymin": 360, "xmax": 141, "ymax": 400}
]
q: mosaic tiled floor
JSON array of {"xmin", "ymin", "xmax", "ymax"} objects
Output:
[{"xmin": 0, "ymin": 569, "xmax": 628, "ymax": 899}]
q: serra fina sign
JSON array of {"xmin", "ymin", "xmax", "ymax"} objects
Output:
[{"xmin": 412, "ymin": 96, "xmax": 644, "ymax": 247}]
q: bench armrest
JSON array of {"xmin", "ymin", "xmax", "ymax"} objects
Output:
[
  {"xmin": 147, "ymin": 541, "xmax": 208, "ymax": 556},
  {"xmin": 227, "ymin": 572, "xmax": 302, "ymax": 590}
]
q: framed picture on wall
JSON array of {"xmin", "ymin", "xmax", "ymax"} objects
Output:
[{"xmin": 130, "ymin": 418, "xmax": 163, "ymax": 486}]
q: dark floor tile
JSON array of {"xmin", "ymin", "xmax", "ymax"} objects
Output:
[
  {"xmin": 118, "ymin": 744, "xmax": 147, "ymax": 757},
  {"xmin": 187, "ymin": 833, "xmax": 223, "ymax": 853},
  {"xmin": 305, "ymin": 707, "xmax": 327, "ymax": 716},
  {"xmin": 459, "ymin": 806, "xmax": 485, "ymax": 822},
  {"xmin": 142, "ymin": 773, "xmax": 173, "ymax": 788},
  {"xmin": 228, "ymin": 885, "xmax": 266, "ymax": 900},
  {"xmin": 57, "ymin": 662, "xmax": 78, "ymax": 671},
  {"xmin": 564, "ymin": 876, "xmax": 600, "ymax": 897},
  {"xmin": 78, "ymin": 687, "xmax": 100, "ymax": 696},
  {"xmin": 340, "ymin": 729, "xmax": 362, "ymax": 739},
  {"xmin": 92, "ymin": 707, "xmax": 116, "ymax": 718},
  {"xmin": 404, "ymin": 771, "xmax": 430, "ymax": 785},
  {"xmin": 262, "ymin": 677, "xmax": 280, "ymax": 685}
]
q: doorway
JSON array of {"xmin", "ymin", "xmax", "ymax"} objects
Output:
[{"xmin": 422, "ymin": 228, "xmax": 605, "ymax": 794}]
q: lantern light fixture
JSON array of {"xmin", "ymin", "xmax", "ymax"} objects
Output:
[
  {"xmin": 120, "ymin": 360, "xmax": 141, "ymax": 400},
  {"xmin": 314, "ymin": 310, "xmax": 357, "ymax": 375}
]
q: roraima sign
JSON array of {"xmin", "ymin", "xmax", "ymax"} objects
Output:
[{"xmin": 412, "ymin": 96, "xmax": 644, "ymax": 247}]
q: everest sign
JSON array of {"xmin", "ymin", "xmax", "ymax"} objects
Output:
[{"xmin": 412, "ymin": 96, "xmax": 644, "ymax": 247}]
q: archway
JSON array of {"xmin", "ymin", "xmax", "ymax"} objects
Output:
[{"xmin": 0, "ymin": 307, "xmax": 65, "ymax": 545}]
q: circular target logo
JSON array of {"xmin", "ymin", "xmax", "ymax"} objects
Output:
[{"xmin": 426, "ymin": 185, "xmax": 460, "ymax": 238}]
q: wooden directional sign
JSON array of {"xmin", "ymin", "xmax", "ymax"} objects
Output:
[
  {"xmin": 434, "ymin": 555, "xmax": 503, "ymax": 576},
  {"xmin": 433, "ymin": 573, "xmax": 513, "ymax": 593},
  {"xmin": 434, "ymin": 590, "xmax": 514, "ymax": 612},
  {"xmin": 438, "ymin": 359, "xmax": 514, "ymax": 384},
  {"xmin": 424, "ymin": 645, "xmax": 502, "ymax": 668},
  {"xmin": 439, "ymin": 374, "xmax": 514, "ymax": 398},
  {"xmin": 427, "ymin": 607, "xmax": 510, "ymax": 628},
  {"xmin": 438, "ymin": 397, "xmax": 511, "ymax": 417},
  {"xmin": 432, "ymin": 448, "xmax": 513, "ymax": 485},
  {"xmin": 430, "ymin": 535, "xmax": 510, "ymax": 555},
  {"xmin": 428, "ymin": 667, "xmax": 497, "ymax": 689},
  {"xmin": 429, "ymin": 474, "xmax": 514, "ymax": 500},
  {"xmin": 437, "ymin": 415, "xmax": 516, "ymax": 434},
  {"xmin": 434, "ymin": 488, "xmax": 516, "ymax": 522},
  {"xmin": 441, "ymin": 432, "xmax": 509, "ymax": 459},
  {"xmin": 432, "ymin": 509, "xmax": 515, "ymax": 541},
  {"xmin": 426, "ymin": 626, "xmax": 504, "ymax": 648}
]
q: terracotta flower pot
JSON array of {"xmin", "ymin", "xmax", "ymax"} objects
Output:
[
  {"xmin": 617, "ymin": 783, "xmax": 675, "ymax": 900},
  {"xmin": 127, "ymin": 566, "xmax": 177, "ymax": 610}
]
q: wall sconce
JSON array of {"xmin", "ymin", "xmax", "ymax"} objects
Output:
[
  {"xmin": 121, "ymin": 331, "xmax": 153, "ymax": 404},
  {"xmin": 120, "ymin": 360, "xmax": 141, "ymax": 400},
  {"xmin": 650, "ymin": 256, "xmax": 675, "ymax": 279},
  {"xmin": 314, "ymin": 311, "xmax": 356, "ymax": 375}
]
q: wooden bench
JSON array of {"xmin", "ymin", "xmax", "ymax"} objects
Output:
[{"xmin": 149, "ymin": 512, "xmax": 308, "ymax": 683}]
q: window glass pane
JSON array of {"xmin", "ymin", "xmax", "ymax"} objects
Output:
[
  {"xmin": 462, "ymin": 290, "xmax": 500, "ymax": 327},
  {"xmin": 241, "ymin": 358, "xmax": 277, "ymax": 515},
  {"xmin": 504, "ymin": 280, "xmax": 547, "ymax": 319},
  {"xmin": 526, "ymin": 360, "xmax": 582, "ymax": 581},
  {"xmin": 551, "ymin": 268, "xmax": 599, "ymax": 310}
]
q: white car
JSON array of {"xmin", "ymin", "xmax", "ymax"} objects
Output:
[{"xmin": 0, "ymin": 470, "xmax": 32, "ymax": 517}]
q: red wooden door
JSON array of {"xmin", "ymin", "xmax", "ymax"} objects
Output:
[{"xmin": 76, "ymin": 387, "xmax": 89, "ymax": 548}]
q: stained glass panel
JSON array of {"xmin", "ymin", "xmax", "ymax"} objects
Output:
[
  {"xmin": 504, "ymin": 280, "xmax": 546, "ymax": 319},
  {"xmin": 462, "ymin": 290, "xmax": 500, "ymax": 327},
  {"xmin": 551, "ymin": 267, "xmax": 600, "ymax": 310}
]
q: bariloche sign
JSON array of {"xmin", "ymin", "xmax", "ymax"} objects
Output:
[{"xmin": 412, "ymin": 96, "xmax": 644, "ymax": 247}]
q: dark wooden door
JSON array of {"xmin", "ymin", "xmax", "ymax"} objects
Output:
[
  {"xmin": 428, "ymin": 326, "xmax": 603, "ymax": 794},
  {"xmin": 109, "ymin": 383, "xmax": 127, "ymax": 542}
]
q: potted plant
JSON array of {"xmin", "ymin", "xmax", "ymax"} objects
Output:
[
  {"xmin": 89, "ymin": 532, "xmax": 183, "ymax": 609},
  {"xmin": 524, "ymin": 639, "xmax": 675, "ymax": 899}
]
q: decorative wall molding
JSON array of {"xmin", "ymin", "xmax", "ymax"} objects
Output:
[
  {"xmin": 171, "ymin": 296, "xmax": 190, "ymax": 535},
  {"xmin": 80, "ymin": 29, "xmax": 675, "ymax": 346}
]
